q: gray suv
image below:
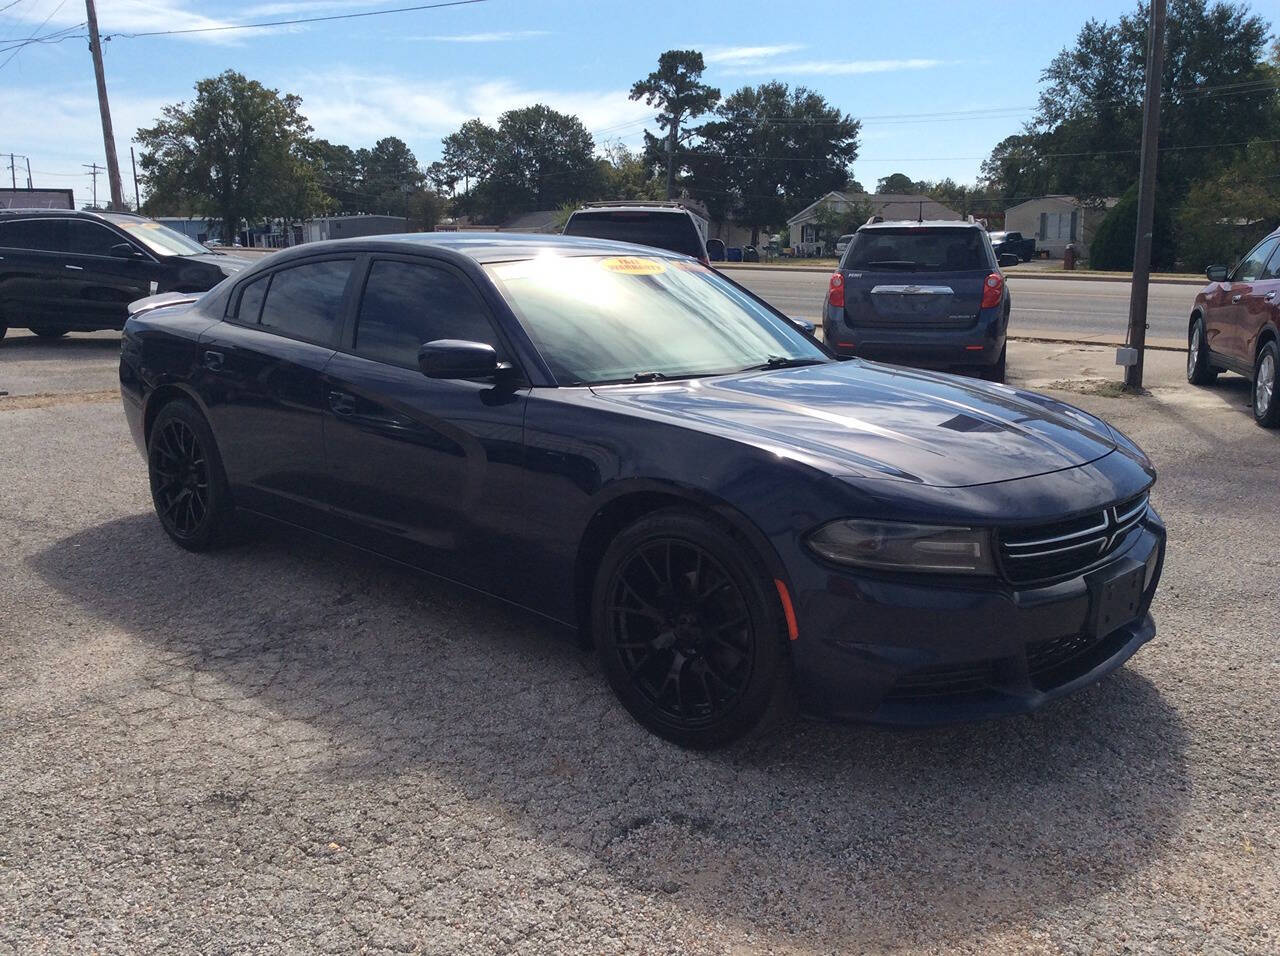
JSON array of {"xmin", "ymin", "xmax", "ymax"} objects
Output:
[{"xmin": 822, "ymin": 220, "xmax": 1017, "ymax": 382}]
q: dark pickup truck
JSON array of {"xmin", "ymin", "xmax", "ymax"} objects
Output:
[{"xmin": 987, "ymin": 231, "xmax": 1036, "ymax": 262}]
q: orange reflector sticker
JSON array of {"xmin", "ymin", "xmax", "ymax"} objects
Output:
[
  {"xmin": 774, "ymin": 579, "xmax": 799, "ymax": 641},
  {"xmin": 600, "ymin": 256, "xmax": 666, "ymax": 275}
]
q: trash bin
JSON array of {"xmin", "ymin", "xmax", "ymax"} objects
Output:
[
  {"xmin": 1064, "ymin": 243, "xmax": 1079, "ymax": 270},
  {"xmin": 726, "ymin": 247, "xmax": 743, "ymax": 262},
  {"xmin": 743, "ymin": 245, "xmax": 759, "ymax": 263}
]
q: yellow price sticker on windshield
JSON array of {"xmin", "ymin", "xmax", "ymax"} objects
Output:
[{"xmin": 600, "ymin": 256, "xmax": 666, "ymax": 276}]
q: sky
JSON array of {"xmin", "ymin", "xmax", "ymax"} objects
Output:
[{"xmin": 0, "ymin": 0, "xmax": 1203, "ymax": 208}]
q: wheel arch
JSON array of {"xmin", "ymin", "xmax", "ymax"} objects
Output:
[
  {"xmin": 572, "ymin": 480, "xmax": 790, "ymax": 648},
  {"xmin": 1188, "ymin": 307, "xmax": 1203, "ymax": 336},
  {"xmin": 142, "ymin": 381, "xmax": 213, "ymax": 448},
  {"xmin": 1255, "ymin": 323, "xmax": 1278, "ymax": 361}
]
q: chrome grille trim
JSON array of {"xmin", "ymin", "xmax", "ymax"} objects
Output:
[{"xmin": 998, "ymin": 494, "xmax": 1150, "ymax": 583}]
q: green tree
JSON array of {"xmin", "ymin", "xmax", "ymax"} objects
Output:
[
  {"xmin": 442, "ymin": 106, "xmax": 600, "ymax": 222},
  {"xmin": 875, "ymin": 172, "xmax": 920, "ymax": 194},
  {"xmin": 303, "ymin": 139, "xmax": 360, "ymax": 211},
  {"xmin": 811, "ymin": 196, "xmax": 872, "ymax": 247},
  {"xmin": 136, "ymin": 70, "xmax": 321, "ymax": 240},
  {"xmin": 596, "ymin": 142, "xmax": 662, "ymax": 200},
  {"xmin": 978, "ymin": 133, "xmax": 1052, "ymax": 200},
  {"xmin": 630, "ymin": 50, "xmax": 720, "ymax": 199},
  {"xmin": 1177, "ymin": 139, "xmax": 1280, "ymax": 269},
  {"xmin": 1089, "ymin": 182, "xmax": 1177, "ymax": 270},
  {"xmin": 699, "ymin": 82, "xmax": 860, "ymax": 244}
]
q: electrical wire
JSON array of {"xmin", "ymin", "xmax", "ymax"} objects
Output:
[{"xmin": 0, "ymin": 0, "xmax": 67, "ymax": 70}]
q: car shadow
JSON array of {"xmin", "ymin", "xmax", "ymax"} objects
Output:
[{"xmin": 30, "ymin": 513, "xmax": 1191, "ymax": 949}]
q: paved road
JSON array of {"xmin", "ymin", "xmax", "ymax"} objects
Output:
[{"xmin": 731, "ymin": 268, "xmax": 1199, "ymax": 345}]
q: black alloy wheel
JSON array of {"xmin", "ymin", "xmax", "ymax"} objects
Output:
[
  {"xmin": 1186, "ymin": 317, "xmax": 1218, "ymax": 386},
  {"xmin": 147, "ymin": 400, "xmax": 236, "ymax": 550},
  {"xmin": 594, "ymin": 509, "xmax": 786, "ymax": 748}
]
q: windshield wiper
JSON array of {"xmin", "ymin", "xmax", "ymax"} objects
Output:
[
  {"xmin": 739, "ymin": 356, "xmax": 827, "ymax": 372},
  {"xmin": 629, "ymin": 371, "xmax": 667, "ymax": 383}
]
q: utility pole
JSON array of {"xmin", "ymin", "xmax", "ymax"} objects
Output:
[
  {"xmin": 130, "ymin": 146, "xmax": 140, "ymax": 210},
  {"xmin": 84, "ymin": 0, "xmax": 125, "ymax": 211},
  {"xmin": 83, "ymin": 162, "xmax": 104, "ymax": 208},
  {"xmin": 665, "ymin": 113, "xmax": 678, "ymax": 200},
  {"xmin": 1122, "ymin": 0, "xmax": 1166, "ymax": 391},
  {"xmin": 24, "ymin": 156, "xmax": 32, "ymax": 189},
  {"xmin": 8, "ymin": 154, "xmax": 15, "ymax": 190}
]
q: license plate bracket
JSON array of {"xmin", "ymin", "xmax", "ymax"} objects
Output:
[{"xmin": 1087, "ymin": 558, "xmax": 1145, "ymax": 637}]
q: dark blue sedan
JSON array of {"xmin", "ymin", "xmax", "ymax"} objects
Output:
[{"xmin": 119, "ymin": 233, "xmax": 1165, "ymax": 748}]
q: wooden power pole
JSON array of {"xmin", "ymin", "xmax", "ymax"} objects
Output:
[
  {"xmin": 1122, "ymin": 0, "xmax": 1166, "ymax": 391},
  {"xmin": 84, "ymin": 0, "xmax": 125, "ymax": 211}
]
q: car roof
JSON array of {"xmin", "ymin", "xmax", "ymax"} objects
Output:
[
  {"xmin": 857, "ymin": 220, "xmax": 984, "ymax": 232},
  {"xmin": 264, "ymin": 231, "xmax": 692, "ymax": 266},
  {"xmin": 569, "ymin": 204, "xmax": 696, "ymax": 217},
  {"xmin": 0, "ymin": 207, "xmax": 149, "ymax": 223}
]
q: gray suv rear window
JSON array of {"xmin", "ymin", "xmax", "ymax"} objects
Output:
[
  {"xmin": 564, "ymin": 210, "xmax": 703, "ymax": 259},
  {"xmin": 846, "ymin": 228, "xmax": 987, "ymax": 272}
]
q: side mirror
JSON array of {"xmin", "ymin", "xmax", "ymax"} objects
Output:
[
  {"xmin": 110, "ymin": 243, "xmax": 144, "ymax": 260},
  {"xmin": 1206, "ymin": 264, "xmax": 1228, "ymax": 282},
  {"xmin": 788, "ymin": 317, "xmax": 816, "ymax": 334},
  {"xmin": 998, "ymin": 253, "xmax": 1020, "ymax": 268},
  {"xmin": 418, "ymin": 339, "xmax": 505, "ymax": 379}
]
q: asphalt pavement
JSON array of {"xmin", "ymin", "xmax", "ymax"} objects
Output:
[
  {"xmin": 730, "ymin": 267, "xmax": 1198, "ymax": 347},
  {"xmin": 2, "ymin": 335, "xmax": 1278, "ymax": 953}
]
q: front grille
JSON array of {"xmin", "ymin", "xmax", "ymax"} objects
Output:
[
  {"xmin": 999, "ymin": 494, "xmax": 1148, "ymax": 585},
  {"xmin": 1026, "ymin": 632, "xmax": 1100, "ymax": 675}
]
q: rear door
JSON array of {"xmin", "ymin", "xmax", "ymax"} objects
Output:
[
  {"xmin": 320, "ymin": 255, "xmax": 529, "ymax": 594},
  {"xmin": 196, "ymin": 256, "xmax": 356, "ymax": 523},
  {"xmin": 0, "ymin": 217, "xmax": 70, "ymax": 328},
  {"xmin": 841, "ymin": 227, "xmax": 989, "ymax": 329}
]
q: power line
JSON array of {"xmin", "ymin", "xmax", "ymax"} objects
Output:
[{"xmin": 0, "ymin": 0, "xmax": 66, "ymax": 69}]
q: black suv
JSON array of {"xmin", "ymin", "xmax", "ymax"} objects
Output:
[
  {"xmin": 823, "ymin": 220, "xmax": 1018, "ymax": 382},
  {"xmin": 0, "ymin": 209, "xmax": 249, "ymax": 340}
]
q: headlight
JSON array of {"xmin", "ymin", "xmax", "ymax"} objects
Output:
[{"xmin": 806, "ymin": 519, "xmax": 996, "ymax": 575}]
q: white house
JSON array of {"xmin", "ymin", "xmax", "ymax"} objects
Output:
[
  {"xmin": 787, "ymin": 191, "xmax": 962, "ymax": 256},
  {"xmin": 1003, "ymin": 195, "xmax": 1118, "ymax": 260}
]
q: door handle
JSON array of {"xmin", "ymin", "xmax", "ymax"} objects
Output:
[
  {"xmin": 1266, "ymin": 291, "xmax": 1278, "ymax": 301},
  {"xmin": 328, "ymin": 390, "xmax": 355, "ymax": 415},
  {"xmin": 202, "ymin": 350, "xmax": 224, "ymax": 372},
  {"xmin": 65, "ymin": 264, "xmax": 84, "ymax": 271},
  {"xmin": 1232, "ymin": 294, "xmax": 1244, "ymax": 303}
]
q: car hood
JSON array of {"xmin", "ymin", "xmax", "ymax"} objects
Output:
[
  {"xmin": 589, "ymin": 360, "xmax": 1118, "ymax": 488},
  {"xmin": 185, "ymin": 252, "xmax": 252, "ymax": 274}
]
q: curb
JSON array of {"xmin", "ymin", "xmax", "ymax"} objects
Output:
[
  {"xmin": 1008, "ymin": 333, "xmax": 1186, "ymax": 353},
  {"xmin": 717, "ymin": 262, "xmax": 1205, "ymax": 286}
]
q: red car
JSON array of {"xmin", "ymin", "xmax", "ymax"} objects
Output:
[{"xmin": 1187, "ymin": 227, "xmax": 1280, "ymax": 427}]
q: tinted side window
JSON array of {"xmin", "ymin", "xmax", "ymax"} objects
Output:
[
  {"xmin": 1262, "ymin": 240, "xmax": 1280, "ymax": 281},
  {"xmin": 0, "ymin": 218, "xmax": 67, "ymax": 252},
  {"xmin": 354, "ymin": 260, "xmax": 498, "ymax": 368},
  {"xmin": 1232, "ymin": 237, "xmax": 1280, "ymax": 282},
  {"xmin": 67, "ymin": 220, "xmax": 125, "ymax": 257},
  {"xmin": 564, "ymin": 211, "xmax": 704, "ymax": 258},
  {"xmin": 235, "ymin": 274, "xmax": 269, "ymax": 323},
  {"xmin": 258, "ymin": 259, "xmax": 353, "ymax": 344}
]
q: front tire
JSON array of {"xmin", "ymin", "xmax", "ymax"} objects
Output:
[
  {"xmin": 592, "ymin": 508, "xmax": 787, "ymax": 749},
  {"xmin": 982, "ymin": 343, "xmax": 1007, "ymax": 383},
  {"xmin": 1253, "ymin": 341, "xmax": 1280, "ymax": 428},
  {"xmin": 1187, "ymin": 318, "xmax": 1218, "ymax": 386},
  {"xmin": 147, "ymin": 400, "xmax": 237, "ymax": 550}
]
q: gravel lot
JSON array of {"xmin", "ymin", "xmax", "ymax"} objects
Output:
[{"xmin": 1, "ymin": 333, "xmax": 1277, "ymax": 953}]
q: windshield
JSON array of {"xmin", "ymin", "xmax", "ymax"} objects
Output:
[
  {"xmin": 845, "ymin": 227, "xmax": 988, "ymax": 272},
  {"xmin": 106, "ymin": 217, "xmax": 211, "ymax": 257},
  {"xmin": 485, "ymin": 254, "xmax": 827, "ymax": 385},
  {"xmin": 563, "ymin": 211, "xmax": 704, "ymax": 259}
]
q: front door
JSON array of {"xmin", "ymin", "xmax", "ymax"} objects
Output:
[
  {"xmin": 195, "ymin": 256, "xmax": 357, "ymax": 524},
  {"xmin": 1217, "ymin": 235, "xmax": 1279, "ymax": 363},
  {"xmin": 321, "ymin": 256, "xmax": 528, "ymax": 596},
  {"xmin": 61, "ymin": 219, "xmax": 153, "ymax": 329}
]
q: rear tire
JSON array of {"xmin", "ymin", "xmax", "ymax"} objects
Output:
[
  {"xmin": 1252, "ymin": 341, "xmax": 1280, "ymax": 428},
  {"xmin": 147, "ymin": 399, "xmax": 237, "ymax": 551},
  {"xmin": 31, "ymin": 327, "xmax": 69, "ymax": 339},
  {"xmin": 1186, "ymin": 317, "xmax": 1218, "ymax": 386},
  {"xmin": 592, "ymin": 508, "xmax": 788, "ymax": 749},
  {"xmin": 982, "ymin": 343, "xmax": 1007, "ymax": 383}
]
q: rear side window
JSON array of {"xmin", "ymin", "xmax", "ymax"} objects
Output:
[
  {"xmin": 235, "ymin": 274, "xmax": 269, "ymax": 323},
  {"xmin": 564, "ymin": 211, "xmax": 704, "ymax": 259},
  {"xmin": 0, "ymin": 218, "xmax": 67, "ymax": 252},
  {"xmin": 67, "ymin": 221, "xmax": 124, "ymax": 257},
  {"xmin": 845, "ymin": 228, "xmax": 988, "ymax": 272},
  {"xmin": 258, "ymin": 259, "xmax": 353, "ymax": 345},
  {"xmin": 354, "ymin": 259, "xmax": 498, "ymax": 368}
]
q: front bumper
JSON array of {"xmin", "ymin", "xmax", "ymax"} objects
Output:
[
  {"xmin": 823, "ymin": 304, "xmax": 1005, "ymax": 369},
  {"xmin": 787, "ymin": 510, "xmax": 1166, "ymax": 725}
]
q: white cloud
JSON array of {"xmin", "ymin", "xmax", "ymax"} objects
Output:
[
  {"xmin": 730, "ymin": 58, "xmax": 948, "ymax": 76},
  {"xmin": 411, "ymin": 30, "xmax": 551, "ymax": 43},
  {"xmin": 293, "ymin": 71, "xmax": 654, "ymax": 155},
  {"xmin": 704, "ymin": 44, "xmax": 805, "ymax": 64},
  {"xmin": 3, "ymin": 0, "xmax": 242, "ymax": 44}
]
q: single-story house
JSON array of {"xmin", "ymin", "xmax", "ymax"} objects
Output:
[
  {"xmin": 155, "ymin": 217, "xmax": 221, "ymax": 243},
  {"xmin": 1003, "ymin": 195, "xmax": 1118, "ymax": 260},
  {"xmin": 786, "ymin": 191, "xmax": 962, "ymax": 256},
  {"xmin": 300, "ymin": 213, "xmax": 409, "ymax": 244}
]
